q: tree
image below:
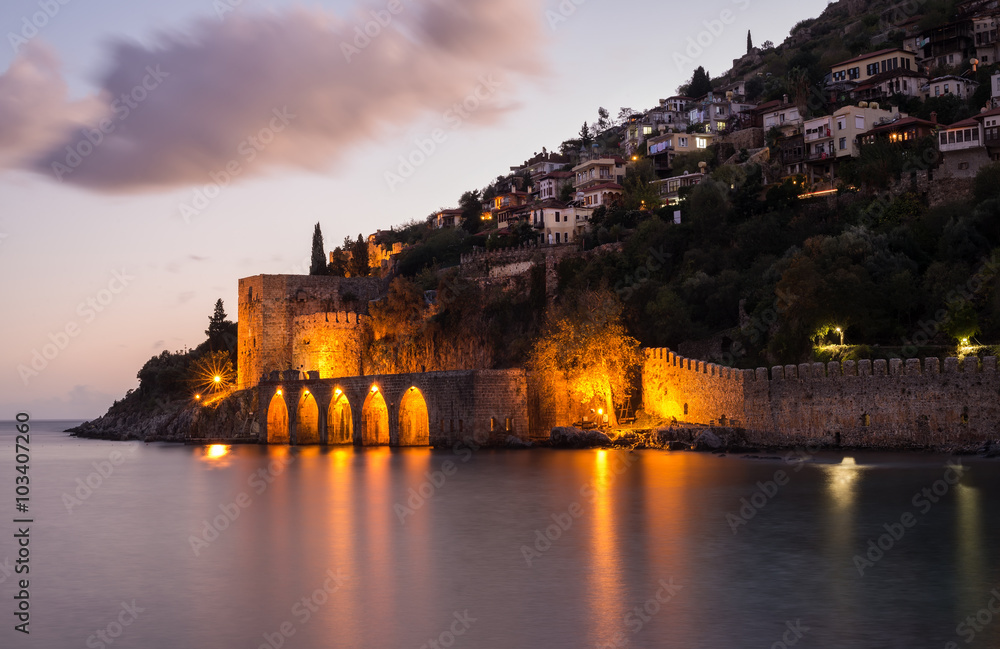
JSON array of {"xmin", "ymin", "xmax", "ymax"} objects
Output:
[
  {"xmin": 559, "ymin": 181, "xmax": 576, "ymax": 202},
  {"xmin": 460, "ymin": 189, "xmax": 484, "ymax": 234},
  {"xmin": 529, "ymin": 289, "xmax": 641, "ymax": 427},
  {"xmin": 622, "ymin": 159, "xmax": 662, "ymax": 211},
  {"xmin": 348, "ymin": 234, "xmax": 370, "ymax": 277},
  {"xmin": 597, "ymin": 107, "xmax": 611, "ymax": 131},
  {"xmin": 580, "ymin": 122, "xmax": 593, "ymax": 150},
  {"xmin": 974, "ymin": 162, "xmax": 1000, "ymax": 203},
  {"xmin": 685, "ymin": 66, "xmax": 713, "ymax": 98},
  {"xmin": 205, "ymin": 299, "xmax": 237, "ymax": 355},
  {"xmin": 747, "ymin": 30, "xmax": 753, "ymax": 54},
  {"xmin": 328, "ymin": 247, "xmax": 349, "ymax": 277},
  {"xmin": 309, "ymin": 222, "xmax": 328, "ymax": 275}
]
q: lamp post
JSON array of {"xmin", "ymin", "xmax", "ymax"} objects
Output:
[{"xmin": 835, "ymin": 327, "xmax": 844, "ymax": 346}]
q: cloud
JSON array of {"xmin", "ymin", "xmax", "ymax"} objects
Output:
[
  {"xmin": 0, "ymin": 43, "xmax": 102, "ymax": 169},
  {"xmin": 0, "ymin": 0, "xmax": 547, "ymax": 192}
]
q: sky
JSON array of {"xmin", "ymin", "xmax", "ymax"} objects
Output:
[{"xmin": 0, "ymin": 0, "xmax": 831, "ymax": 419}]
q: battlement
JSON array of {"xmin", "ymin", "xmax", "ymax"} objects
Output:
[
  {"xmin": 459, "ymin": 243, "xmax": 543, "ymax": 266},
  {"xmin": 642, "ymin": 347, "xmax": 1000, "ymax": 446},
  {"xmin": 237, "ymin": 274, "xmax": 382, "ymax": 389},
  {"xmin": 643, "ymin": 348, "xmax": 746, "ymax": 381},
  {"xmin": 643, "ymin": 347, "xmax": 999, "ymax": 382}
]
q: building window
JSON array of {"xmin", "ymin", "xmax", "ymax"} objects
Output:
[
  {"xmin": 940, "ymin": 132, "xmax": 948, "ymax": 145},
  {"xmin": 840, "ymin": 137, "xmax": 847, "ymax": 150}
]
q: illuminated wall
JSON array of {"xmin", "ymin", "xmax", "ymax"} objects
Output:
[
  {"xmin": 643, "ymin": 348, "xmax": 1000, "ymax": 446},
  {"xmin": 237, "ymin": 274, "xmax": 382, "ymax": 389}
]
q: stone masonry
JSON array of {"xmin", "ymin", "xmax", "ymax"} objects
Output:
[
  {"xmin": 643, "ymin": 348, "xmax": 1000, "ymax": 447},
  {"xmin": 237, "ymin": 274, "xmax": 383, "ymax": 389}
]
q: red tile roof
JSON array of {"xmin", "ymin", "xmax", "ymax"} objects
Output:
[{"xmin": 582, "ymin": 182, "xmax": 624, "ymax": 192}]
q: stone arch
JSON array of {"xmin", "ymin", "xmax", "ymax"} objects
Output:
[
  {"xmin": 398, "ymin": 387, "xmax": 430, "ymax": 446},
  {"xmin": 296, "ymin": 391, "xmax": 320, "ymax": 445},
  {"xmin": 267, "ymin": 391, "xmax": 289, "ymax": 444},
  {"xmin": 362, "ymin": 387, "xmax": 390, "ymax": 446},
  {"xmin": 328, "ymin": 390, "xmax": 353, "ymax": 445}
]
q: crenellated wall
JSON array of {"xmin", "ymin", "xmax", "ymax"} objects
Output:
[
  {"xmin": 643, "ymin": 348, "xmax": 1000, "ymax": 447},
  {"xmin": 291, "ymin": 311, "xmax": 368, "ymax": 381},
  {"xmin": 237, "ymin": 275, "xmax": 382, "ymax": 389}
]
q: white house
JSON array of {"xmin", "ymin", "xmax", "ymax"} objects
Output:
[
  {"xmin": 529, "ymin": 200, "xmax": 593, "ymax": 245},
  {"xmin": 536, "ymin": 171, "xmax": 573, "ymax": 201},
  {"xmin": 926, "ymin": 75, "xmax": 980, "ymax": 100}
]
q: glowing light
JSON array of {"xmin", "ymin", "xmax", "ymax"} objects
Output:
[
  {"xmin": 371, "ymin": 385, "xmax": 379, "ymax": 393},
  {"xmin": 205, "ymin": 444, "xmax": 230, "ymax": 460},
  {"xmin": 194, "ymin": 394, "xmax": 201, "ymax": 400},
  {"xmin": 304, "ymin": 390, "xmax": 310, "ymax": 395},
  {"xmin": 598, "ymin": 408, "xmax": 604, "ymax": 415},
  {"xmin": 798, "ymin": 189, "xmax": 839, "ymax": 199},
  {"xmin": 335, "ymin": 388, "xmax": 343, "ymax": 396},
  {"xmin": 190, "ymin": 353, "xmax": 236, "ymax": 397},
  {"xmin": 277, "ymin": 389, "xmax": 283, "ymax": 396},
  {"xmin": 825, "ymin": 456, "xmax": 861, "ymax": 510}
]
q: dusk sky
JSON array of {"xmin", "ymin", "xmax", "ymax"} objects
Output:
[{"xmin": 0, "ymin": 0, "xmax": 830, "ymax": 419}]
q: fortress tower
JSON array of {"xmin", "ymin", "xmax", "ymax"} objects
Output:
[{"xmin": 237, "ymin": 275, "xmax": 383, "ymax": 389}]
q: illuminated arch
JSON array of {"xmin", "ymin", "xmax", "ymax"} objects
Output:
[
  {"xmin": 296, "ymin": 391, "xmax": 320, "ymax": 445},
  {"xmin": 266, "ymin": 391, "xmax": 289, "ymax": 444},
  {"xmin": 398, "ymin": 387, "xmax": 430, "ymax": 446},
  {"xmin": 362, "ymin": 387, "xmax": 390, "ymax": 446},
  {"xmin": 327, "ymin": 391, "xmax": 353, "ymax": 445}
]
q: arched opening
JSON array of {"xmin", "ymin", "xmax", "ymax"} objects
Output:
[
  {"xmin": 328, "ymin": 391, "xmax": 353, "ymax": 445},
  {"xmin": 266, "ymin": 391, "xmax": 289, "ymax": 444},
  {"xmin": 362, "ymin": 387, "xmax": 390, "ymax": 446},
  {"xmin": 398, "ymin": 387, "xmax": 430, "ymax": 446},
  {"xmin": 296, "ymin": 391, "xmax": 320, "ymax": 445}
]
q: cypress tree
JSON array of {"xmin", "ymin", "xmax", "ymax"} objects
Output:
[{"xmin": 310, "ymin": 222, "xmax": 328, "ymax": 275}]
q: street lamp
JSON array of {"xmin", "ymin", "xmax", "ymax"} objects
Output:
[{"xmin": 835, "ymin": 327, "xmax": 844, "ymax": 345}]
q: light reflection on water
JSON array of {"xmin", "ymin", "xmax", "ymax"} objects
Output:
[{"xmin": 5, "ymin": 422, "xmax": 1000, "ymax": 649}]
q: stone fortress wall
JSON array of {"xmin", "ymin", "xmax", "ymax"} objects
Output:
[
  {"xmin": 643, "ymin": 348, "xmax": 1000, "ymax": 447},
  {"xmin": 237, "ymin": 275, "xmax": 383, "ymax": 390}
]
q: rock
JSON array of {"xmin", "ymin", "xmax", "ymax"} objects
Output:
[
  {"xmin": 550, "ymin": 427, "xmax": 612, "ymax": 449},
  {"xmin": 693, "ymin": 430, "xmax": 723, "ymax": 451},
  {"xmin": 668, "ymin": 441, "xmax": 690, "ymax": 451},
  {"xmin": 503, "ymin": 435, "xmax": 533, "ymax": 449}
]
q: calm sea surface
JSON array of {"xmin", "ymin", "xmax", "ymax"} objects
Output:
[{"xmin": 2, "ymin": 420, "xmax": 999, "ymax": 648}]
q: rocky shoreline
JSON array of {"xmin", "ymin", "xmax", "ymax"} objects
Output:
[{"xmin": 66, "ymin": 388, "xmax": 259, "ymax": 443}]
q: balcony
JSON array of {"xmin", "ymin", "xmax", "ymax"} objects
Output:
[{"xmin": 807, "ymin": 150, "xmax": 834, "ymax": 162}]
